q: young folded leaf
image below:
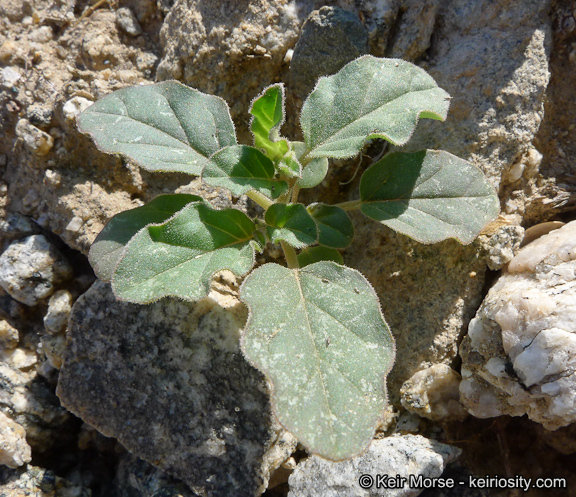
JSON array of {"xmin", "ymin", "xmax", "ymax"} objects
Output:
[
  {"xmin": 359, "ymin": 150, "xmax": 500, "ymax": 244},
  {"xmin": 300, "ymin": 56, "xmax": 450, "ymax": 160},
  {"xmin": 112, "ymin": 202, "xmax": 257, "ymax": 303},
  {"xmin": 240, "ymin": 261, "xmax": 395, "ymax": 461},
  {"xmin": 78, "ymin": 81, "xmax": 236, "ymax": 175},
  {"xmin": 249, "ymin": 83, "xmax": 289, "ymax": 164}
]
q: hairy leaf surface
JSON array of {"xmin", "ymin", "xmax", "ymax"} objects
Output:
[
  {"xmin": 240, "ymin": 261, "xmax": 395, "ymax": 460},
  {"xmin": 78, "ymin": 81, "xmax": 236, "ymax": 175},
  {"xmin": 89, "ymin": 194, "xmax": 202, "ymax": 282},
  {"xmin": 265, "ymin": 204, "xmax": 317, "ymax": 248},
  {"xmin": 112, "ymin": 202, "xmax": 256, "ymax": 302},
  {"xmin": 308, "ymin": 204, "xmax": 354, "ymax": 248},
  {"xmin": 292, "ymin": 141, "xmax": 327, "ymax": 188},
  {"xmin": 300, "ymin": 56, "xmax": 450, "ymax": 159},
  {"xmin": 202, "ymin": 145, "xmax": 288, "ymax": 198},
  {"xmin": 249, "ymin": 84, "xmax": 289, "ymax": 162},
  {"xmin": 360, "ymin": 150, "xmax": 500, "ymax": 244}
]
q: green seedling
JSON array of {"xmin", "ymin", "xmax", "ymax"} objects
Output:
[{"xmin": 78, "ymin": 55, "xmax": 499, "ymax": 461}]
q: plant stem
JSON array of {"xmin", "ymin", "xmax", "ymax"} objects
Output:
[
  {"xmin": 281, "ymin": 241, "xmax": 299, "ymax": 269},
  {"xmin": 291, "ymin": 183, "xmax": 300, "ymax": 204},
  {"xmin": 334, "ymin": 199, "xmax": 362, "ymax": 211},
  {"xmin": 247, "ymin": 190, "xmax": 274, "ymax": 210}
]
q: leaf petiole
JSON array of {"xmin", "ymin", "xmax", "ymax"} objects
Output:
[
  {"xmin": 247, "ymin": 190, "xmax": 275, "ymax": 210},
  {"xmin": 280, "ymin": 241, "xmax": 299, "ymax": 269},
  {"xmin": 334, "ymin": 199, "xmax": 362, "ymax": 212}
]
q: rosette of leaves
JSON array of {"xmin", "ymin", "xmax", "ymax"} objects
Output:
[{"xmin": 78, "ymin": 56, "xmax": 499, "ymax": 461}]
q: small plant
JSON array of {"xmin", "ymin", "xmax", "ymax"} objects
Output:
[{"xmin": 78, "ymin": 56, "xmax": 499, "ymax": 461}]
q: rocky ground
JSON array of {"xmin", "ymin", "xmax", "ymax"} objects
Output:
[{"xmin": 1, "ymin": 0, "xmax": 576, "ymax": 496}]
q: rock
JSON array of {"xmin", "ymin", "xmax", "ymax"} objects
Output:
[
  {"xmin": 0, "ymin": 411, "xmax": 31, "ymax": 468},
  {"xmin": 477, "ymin": 224, "xmax": 525, "ymax": 270},
  {"xmin": 0, "ymin": 465, "xmax": 91, "ymax": 496},
  {"xmin": 15, "ymin": 119, "xmax": 54, "ymax": 156},
  {"xmin": 29, "ymin": 26, "xmax": 53, "ymax": 43},
  {"xmin": 41, "ymin": 333, "xmax": 66, "ymax": 370},
  {"xmin": 288, "ymin": 434, "xmax": 461, "ymax": 497},
  {"xmin": 0, "ymin": 235, "xmax": 73, "ymax": 306},
  {"xmin": 520, "ymin": 221, "xmax": 564, "ymax": 248},
  {"xmin": 116, "ymin": 7, "xmax": 143, "ymax": 36},
  {"xmin": 57, "ymin": 280, "xmax": 297, "ymax": 496},
  {"xmin": 0, "ymin": 66, "xmax": 21, "ymax": 89},
  {"xmin": 114, "ymin": 452, "xmax": 224, "ymax": 497},
  {"xmin": 64, "ymin": 216, "xmax": 84, "ymax": 233},
  {"xmin": 392, "ymin": 0, "xmax": 551, "ymax": 192},
  {"xmin": 0, "ymin": 347, "xmax": 37, "ymax": 370},
  {"xmin": 389, "ymin": 0, "xmax": 439, "ymax": 61},
  {"xmin": 359, "ymin": 0, "xmax": 398, "ymax": 57},
  {"xmin": 460, "ymin": 220, "xmax": 576, "ymax": 430},
  {"xmin": 400, "ymin": 364, "xmax": 468, "ymax": 422},
  {"xmin": 26, "ymin": 106, "xmax": 54, "ymax": 129},
  {"xmin": 62, "ymin": 97, "xmax": 93, "ymax": 121},
  {"xmin": 508, "ymin": 220, "xmax": 576, "ymax": 272},
  {"xmin": 157, "ymin": 0, "xmax": 307, "ymax": 140},
  {"xmin": 0, "ymin": 361, "xmax": 71, "ymax": 455},
  {"xmin": 0, "ymin": 320, "xmax": 19, "ymax": 349},
  {"xmin": 344, "ymin": 221, "xmax": 488, "ymax": 404},
  {"xmin": 0, "ymin": 213, "xmax": 38, "ymax": 244},
  {"xmin": 43, "ymin": 290, "xmax": 73, "ymax": 334},
  {"xmin": 289, "ymin": 6, "xmax": 369, "ymax": 99}
]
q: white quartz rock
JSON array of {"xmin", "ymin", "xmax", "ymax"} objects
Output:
[{"xmin": 460, "ymin": 220, "xmax": 576, "ymax": 430}]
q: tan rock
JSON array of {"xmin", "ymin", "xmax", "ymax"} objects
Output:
[
  {"xmin": 0, "ymin": 411, "xmax": 31, "ymax": 468},
  {"xmin": 400, "ymin": 364, "xmax": 468, "ymax": 421}
]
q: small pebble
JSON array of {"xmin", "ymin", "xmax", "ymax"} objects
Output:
[
  {"xmin": 15, "ymin": 119, "xmax": 54, "ymax": 155},
  {"xmin": 44, "ymin": 290, "xmax": 73, "ymax": 334},
  {"xmin": 0, "ymin": 319, "xmax": 19, "ymax": 349},
  {"xmin": 116, "ymin": 7, "xmax": 142, "ymax": 36}
]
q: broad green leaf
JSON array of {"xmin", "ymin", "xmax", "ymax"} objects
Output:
[
  {"xmin": 300, "ymin": 56, "xmax": 450, "ymax": 159},
  {"xmin": 89, "ymin": 194, "xmax": 202, "ymax": 282},
  {"xmin": 77, "ymin": 81, "xmax": 236, "ymax": 175},
  {"xmin": 202, "ymin": 145, "xmax": 288, "ymax": 199},
  {"xmin": 265, "ymin": 204, "xmax": 317, "ymax": 249},
  {"xmin": 112, "ymin": 202, "xmax": 256, "ymax": 303},
  {"xmin": 308, "ymin": 204, "xmax": 354, "ymax": 249},
  {"xmin": 240, "ymin": 261, "xmax": 395, "ymax": 460},
  {"xmin": 300, "ymin": 157, "xmax": 329, "ymax": 189},
  {"xmin": 250, "ymin": 84, "xmax": 289, "ymax": 162},
  {"xmin": 359, "ymin": 150, "xmax": 500, "ymax": 244},
  {"xmin": 292, "ymin": 141, "xmax": 328, "ymax": 188},
  {"xmin": 297, "ymin": 246, "xmax": 343, "ymax": 267}
]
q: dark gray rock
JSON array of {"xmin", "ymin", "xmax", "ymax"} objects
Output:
[
  {"xmin": 290, "ymin": 6, "xmax": 369, "ymax": 99},
  {"xmin": 0, "ymin": 465, "xmax": 90, "ymax": 497},
  {"xmin": 114, "ymin": 452, "xmax": 201, "ymax": 497},
  {"xmin": 57, "ymin": 280, "xmax": 296, "ymax": 497},
  {"xmin": 0, "ymin": 213, "xmax": 39, "ymax": 245}
]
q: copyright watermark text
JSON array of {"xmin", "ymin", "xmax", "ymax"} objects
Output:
[{"xmin": 358, "ymin": 474, "xmax": 567, "ymax": 491}]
